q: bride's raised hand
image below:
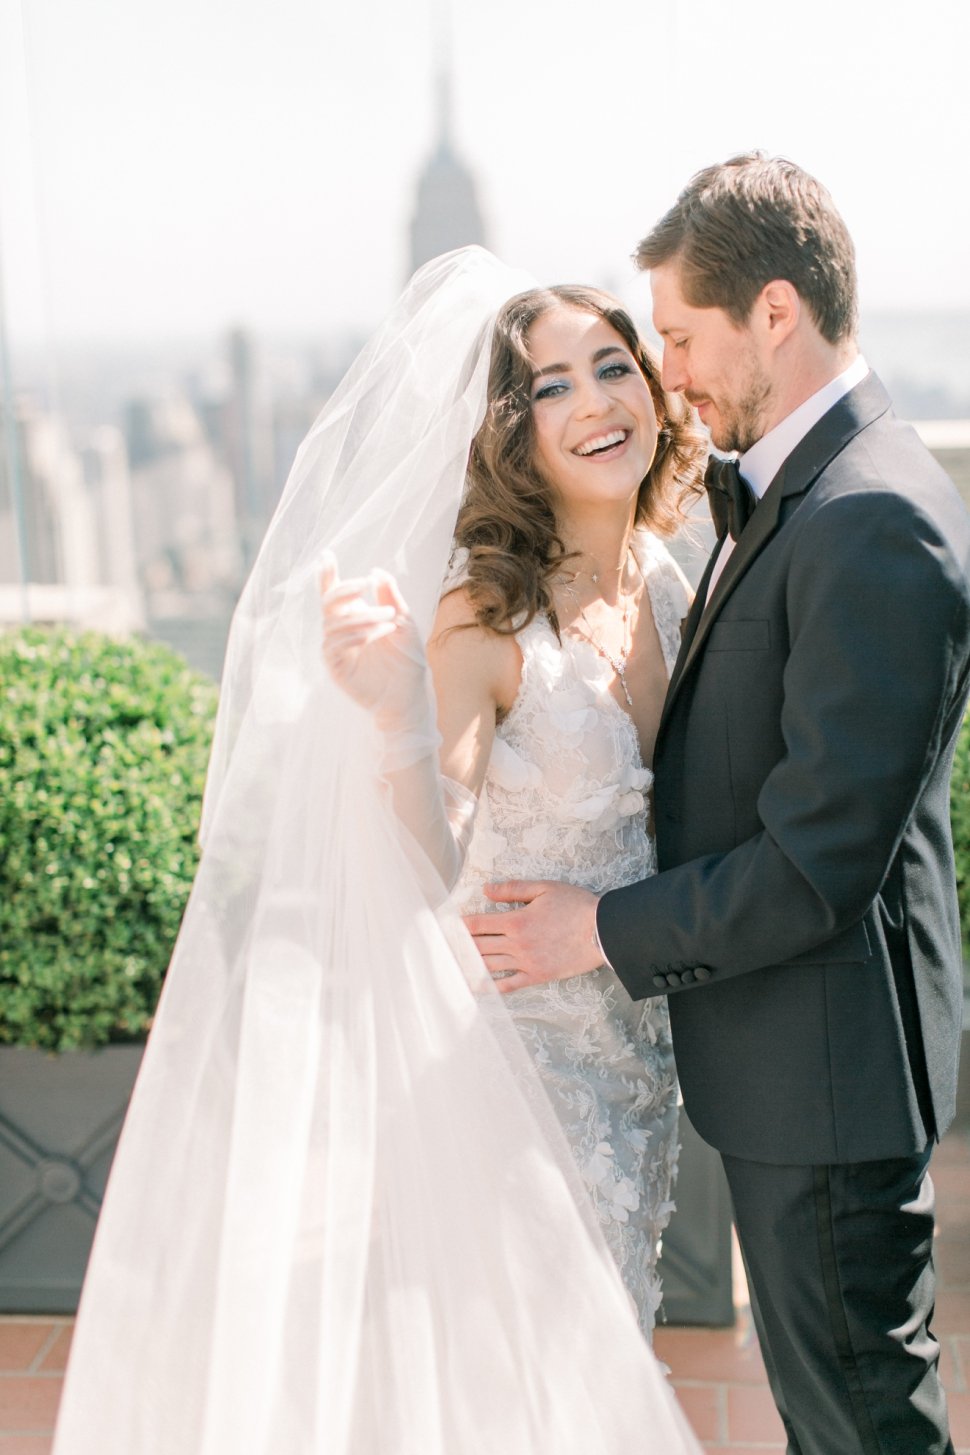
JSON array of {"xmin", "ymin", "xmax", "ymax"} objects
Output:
[{"xmin": 319, "ymin": 553, "xmax": 428, "ymax": 730}]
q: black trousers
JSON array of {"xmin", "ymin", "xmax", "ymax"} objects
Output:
[{"xmin": 721, "ymin": 1145, "xmax": 952, "ymax": 1455}]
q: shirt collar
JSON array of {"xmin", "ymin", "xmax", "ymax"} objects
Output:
[{"xmin": 739, "ymin": 355, "xmax": 870, "ymax": 499}]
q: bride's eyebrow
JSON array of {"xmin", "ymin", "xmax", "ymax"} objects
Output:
[
  {"xmin": 531, "ymin": 360, "xmax": 572, "ymax": 381},
  {"xmin": 530, "ymin": 346, "xmax": 627, "ymax": 383}
]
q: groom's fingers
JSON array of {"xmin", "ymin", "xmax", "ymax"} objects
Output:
[
  {"xmin": 492, "ymin": 972, "xmax": 533, "ymax": 995},
  {"xmin": 463, "ymin": 881, "xmax": 604, "ymax": 989},
  {"xmin": 482, "ymin": 879, "xmax": 546, "ymax": 905},
  {"xmin": 462, "ymin": 909, "xmax": 527, "ymax": 940},
  {"xmin": 477, "ymin": 951, "xmax": 519, "ymax": 971}
]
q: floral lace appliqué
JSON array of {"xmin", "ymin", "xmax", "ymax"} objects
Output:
[{"xmin": 453, "ymin": 531, "xmax": 689, "ymax": 1338}]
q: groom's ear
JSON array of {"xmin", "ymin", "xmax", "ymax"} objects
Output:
[{"xmin": 755, "ymin": 279, "xmax": 801, "ymax": 351}]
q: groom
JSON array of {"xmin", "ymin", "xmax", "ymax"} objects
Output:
[{"xmin": 465, "ymin": 154, "xmax": 970, "ymax": 1454}]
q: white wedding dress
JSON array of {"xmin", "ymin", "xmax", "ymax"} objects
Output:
[
  {"xmin": 452, "ymin": 528, "xmax": 689, "ymax": 1334},
  {"xmin": 51, "ymin": 249, "xmax": 702, "ymax": 1455}
]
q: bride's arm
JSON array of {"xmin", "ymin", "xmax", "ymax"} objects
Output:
[
  {"xmin": 427, "ymin": 586, "xmax": 521, "ymax": 795},
  {"xmin": 320, "ymin": 562, "xmax": 518, "ymax": 891}
]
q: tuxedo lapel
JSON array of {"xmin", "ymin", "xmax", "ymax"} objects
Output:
[
  {"xmin": 658, "ymin": 373, "xmax": 893, "ymax": 737},
  {"xmin": 659, "ymin": 478, "xmax": 785, "ymax": 735}
]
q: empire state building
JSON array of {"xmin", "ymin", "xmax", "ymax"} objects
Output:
[{"xmin": 408, "ymin": 66, "xmax": 488, "ymax": 274}]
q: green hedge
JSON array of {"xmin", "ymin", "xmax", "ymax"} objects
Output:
[
  {"xmin": 0, "ymin": 627, "xmax": 217, "ymax": 1051},
  {"xmin": 952, "ymin": 710, "xmax": 970, "ymax": 966},
  {"xmin": 1, "ymin": 628, "xmax": 968, "ymax": 1049}
]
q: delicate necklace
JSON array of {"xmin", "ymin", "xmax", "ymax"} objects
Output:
[
  {"xmin": 565, "ymin": 556, "xmax": 643, "ymax": 709},
  {"xmin": 558, "ymin": 560, "xmax": 621, "ymax": 590}
]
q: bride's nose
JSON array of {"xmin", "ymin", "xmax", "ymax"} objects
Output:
[{"xmin": 574, "ymin": 374, "xmax": 612, "ymax": 418}]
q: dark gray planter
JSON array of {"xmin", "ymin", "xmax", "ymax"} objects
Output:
[
  {"xmin": 657, "ymin": 1107, "xmax": 735, "ymax": 1326},
  {"xmin": 0, "ymin": 1045, "xmax": 143, "ymax": 1312},
  {"xmin": 955, "ymin": 995, "xmax": 970, "ymax": 1130}
]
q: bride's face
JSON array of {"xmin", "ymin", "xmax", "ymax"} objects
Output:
[{"xmin": 526, "ymin": 306, "xmax": 659, "ymax": 517}]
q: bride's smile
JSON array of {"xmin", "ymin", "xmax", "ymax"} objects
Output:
[{"xmin": 573, "ymin": 426, "xmax": 631, "ymax": 457}]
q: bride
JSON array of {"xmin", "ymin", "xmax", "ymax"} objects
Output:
[
  {"xmin": 52, "ymin": 249, "xmax": 704, "ymax": 1455},
  {"xmin": 320, "ymin": 279, "xmax": 704, "ymax": 1335}
]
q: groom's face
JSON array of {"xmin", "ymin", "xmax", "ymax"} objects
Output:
[{"xmin": 650, "ymin": 260, "xmax": 772, "ymax": 454}]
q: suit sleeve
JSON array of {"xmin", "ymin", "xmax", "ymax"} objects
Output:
[{"xmin": 598, "ymin": 486, "xmax": 970, "ymax": 999}]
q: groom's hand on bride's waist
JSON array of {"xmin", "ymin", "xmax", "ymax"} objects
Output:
[{"xmin": 462, "ymin": 881, "xmax": 604, "ymax": 994}]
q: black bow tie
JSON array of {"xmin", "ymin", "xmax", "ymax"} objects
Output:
[{"xmin": 705, "ymin": 457, "xmax": 755, "ymax": 542}]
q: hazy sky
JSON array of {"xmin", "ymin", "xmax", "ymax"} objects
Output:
[{"xmin": 1, "ymin": 0, "xmax": 968, "ymax": 350}]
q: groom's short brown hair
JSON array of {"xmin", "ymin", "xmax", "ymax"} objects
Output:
[{"xmin": 635, "ymin": 152, "xmax": 858, "ymax": 345}]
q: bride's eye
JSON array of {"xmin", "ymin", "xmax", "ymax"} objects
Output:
[
  {"xmin": 533, "ymin": 379, "xmax": 569, "ymax": 402},
  {"xmin": 598, "ymin": 361, "xmax": 634, "ymax": 381}
]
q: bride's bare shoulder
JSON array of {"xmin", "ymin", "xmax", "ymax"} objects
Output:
[{"xmin": 430, "ymin": 586, "xmax": 522, "ymax": 714}]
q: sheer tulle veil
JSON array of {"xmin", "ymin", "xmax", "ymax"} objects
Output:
[{"xmin": 52, "ymin": 248, "xmax": 699, "ymax": 1454}]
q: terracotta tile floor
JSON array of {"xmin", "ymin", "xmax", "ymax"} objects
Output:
[
  {"xmin": 2, "ymin": 1125, "xmax": 969, "ymax": 1452},
  {"xmin": 653, "ymin": 1121, "xmax": 970, "ymax": 1452}
]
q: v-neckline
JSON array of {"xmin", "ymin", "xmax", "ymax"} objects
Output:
[
  {"xmin": 552, "ymin": 540, "xmax": 672, "ymax": 773},
  {"xmin": 552, "ymin": 620, "xmax": 648, "ymax": 772}
]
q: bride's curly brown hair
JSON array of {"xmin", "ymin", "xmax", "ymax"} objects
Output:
[{"xmin": 454, "ymin": 285, "xmax": 707, "ymax": 636}]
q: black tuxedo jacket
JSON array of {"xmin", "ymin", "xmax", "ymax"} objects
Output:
[{"xmin": 598, "ymin": 375, "xmax": 970, "ymax": 1165}]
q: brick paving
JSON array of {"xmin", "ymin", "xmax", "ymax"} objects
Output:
[
  {"xmin": 2, "ymin": 1125, "xmax": 969, "ymax": 1451},
  {"xmin": 653, "ymin": 1121, "xmax": 970, "ymax": 1451}
]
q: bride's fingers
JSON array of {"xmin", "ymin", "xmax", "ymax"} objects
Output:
[
  {"xmin": 372, "ymin": 569, "xmax": 411, "ymax": 618},
  {"xmin": 322, "ymin": 623, "xmax": 398, "ymax": 663},
  {"xmin": 322, "ymin": 606, "xmax": 397, "ymax": 637},
  {"xmin": 331, "ymin": 628, "xmax": 398, "ymax": 659},
  {"xmin": 323, "ymin": 606, "xmax": 398, "ymax": 638},
  {"xmin": 318, "ymin": 552, "xmax": 339, "ymax": 595},
  {"xmin": 322, "ymin": 591, "xmax": 397, "ymax": 630},
  {"xmin": 320, "ymin": 579, "xmax": 386, "ymax": 614}
]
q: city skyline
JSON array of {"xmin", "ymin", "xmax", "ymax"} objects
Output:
[
  {"xmin": 2, "ymin": 0, "xmax": 969, "ymax": 682},
  {"xmin": 0, "ymin": 0, "xmax": 968, "ymax": 352}
]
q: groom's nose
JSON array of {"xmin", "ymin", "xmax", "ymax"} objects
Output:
[{"xmin": 660, "ymin": 344, "xmax": 688, "ymax": 395}]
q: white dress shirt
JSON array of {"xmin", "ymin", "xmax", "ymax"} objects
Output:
[{"xmin": 705, "ymin": 354, "xmax": 870, "ymax": 600}]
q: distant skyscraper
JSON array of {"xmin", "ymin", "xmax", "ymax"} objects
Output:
[
  {"xmin": 6, "ymin": 405, "xmax": 98, "ymax": 589},
  {"xmin": 408, "ymin": 11, "xmax": 487, "ymax": 275},
  {"xmin": 0, "ymin": 402, "xmax": 143, "ymax": 632},
  {"xmin": 225, "ymin": 327, "xmax": 277, "ymax": 569},
  {"xmin": 81, "ymin": 426, "xmax": 145, "ymax": 629}
]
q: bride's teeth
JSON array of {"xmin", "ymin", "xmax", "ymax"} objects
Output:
[{"xmin": 577, "ymin": 430, "xmax": 626, "ymax": 456}]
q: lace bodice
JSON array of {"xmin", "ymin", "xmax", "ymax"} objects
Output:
[
  {"xmin": 454, "ymin": 529, "xmax": 687, "ymax": 901},
  {"xmin": 451, "ymin": 530, "xmax": 689, "ymax": 1335}
]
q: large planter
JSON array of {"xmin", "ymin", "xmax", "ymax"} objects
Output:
[
  {"xmin": 0, "ymin": 1045, "xmax": 142, "ymax": 1312},
  {"xmin": 657, "ymin": 1108, "xmax": 734, "ymax": 1326}
]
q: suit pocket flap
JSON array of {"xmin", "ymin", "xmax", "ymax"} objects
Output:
[
  {"xmin": 707, "ymin": 619, "xmax": 771, "ymax": 652},
  {"xmin": 781, "ymin": 919, "xmax": 872, "ymax": 968}
]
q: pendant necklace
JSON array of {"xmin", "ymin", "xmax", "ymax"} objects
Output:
[{"xmin": 565, "ymin": 555, "xmax": 643, "ymax": 709}]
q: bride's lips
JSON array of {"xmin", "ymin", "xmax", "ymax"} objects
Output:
[{"xmin": 572, "ymin": 428, "xmax": 631, "ymax": 460}]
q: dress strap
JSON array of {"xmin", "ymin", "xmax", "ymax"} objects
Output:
[{"xmin": 632, "ymin": 531, "xmax": 692, "ymax": 679}]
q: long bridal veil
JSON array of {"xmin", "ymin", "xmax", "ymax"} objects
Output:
[{"xmin": 52, "ymin": 248, "xmax": 699, "ymax": 1455}]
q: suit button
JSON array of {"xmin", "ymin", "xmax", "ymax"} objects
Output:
[
  {"xmin": 693, "ymin": 966, "xmax": 712, "ymax": 982},
  {"xmin": 652, "ymin": 975, "xmax": 667, "ymax": 989},
  {"xmin": 680, "ymin": 970, "xmax": 696, "ymax": 985},
  {"xmin": 666, "ymin": 972, "xmax": 682, "ymax": 987}
]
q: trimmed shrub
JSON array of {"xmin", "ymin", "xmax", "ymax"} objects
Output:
[
  {"xmin": 0, "ymin": 627, "xmax": 217, "ymax": 1050},
  {"xmin": 951, "ymin": 710, "xmax": 970, "ymax": 967}
]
